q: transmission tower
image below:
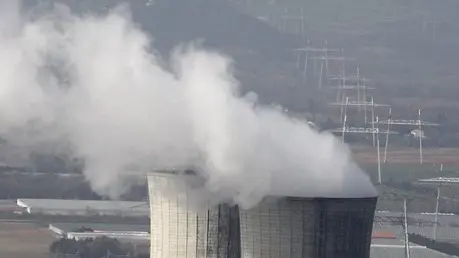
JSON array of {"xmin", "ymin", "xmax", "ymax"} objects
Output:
[
  {"xmin": 329, "ymin": 66, "xmax": 372, "ymax": 101},
  {"xmin": 328, "ymin": 115, "xmax": 397, "ymax": 184},
  {"xmin": 279, "ymin": 7, "xmax": 306, "ymax": 41},
  {"xmin": 372, "ymin": 108, "xmax": 439, "ymax": 164},
  {"xmin": 292, "ymin": 40, "xmax": 343, "ymax": 84},
  {"xmin": 329, "ymin": 96, "xmax": 390, "ymax": 146},
  {"xmin": 310, "ymin": 55, "xmax": 355, "ymax": 89}
]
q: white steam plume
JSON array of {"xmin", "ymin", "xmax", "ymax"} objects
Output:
[{"xmin": 0, "ymin": 1, "xmax": 376, "ymax": 207}]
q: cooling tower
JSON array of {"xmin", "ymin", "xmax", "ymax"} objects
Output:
[
  {"xmin": 148, "ymin": 170, "xmax": 376, "ymax": 258},
  {"xmin": 147, "ymin": 171, "xmax": 240, "ymax": 258},
  {"xmin": 239, "ymin": 196, "xmax": 377, "ymax": 258}
]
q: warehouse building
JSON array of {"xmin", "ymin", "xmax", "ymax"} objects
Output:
[
  {"xmin": 371, "ymin": 211, "xmax": 459, "ymax": 257},
  {"xmin": 17, "ymin": 198, "xmax": 149, "ymax": 217}
]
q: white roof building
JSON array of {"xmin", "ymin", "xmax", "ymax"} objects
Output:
[{"xmin": 17, "ymin": 199, "xmax": 149, "ymax": 217}]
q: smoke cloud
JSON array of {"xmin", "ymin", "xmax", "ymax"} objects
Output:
[{"xmin": 0, "ymin": 1, "xmax": 376, "ymax": 208}]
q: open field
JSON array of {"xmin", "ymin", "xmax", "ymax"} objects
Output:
[
  {"xmin": 349, "ymin": 146, "xmax": 459, "ymax": 213},
  {"xmin": 352, "ymin": 146, "xmax": 459, "ymax": 184},
  {"xmin": 353, "ymin": 146, "xmax": 459, "ymax": 165},
  {"xmin": 0, "ymin": 221, "xmax": 54, "ymax": 258}
]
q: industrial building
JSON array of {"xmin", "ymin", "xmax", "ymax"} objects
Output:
[
  {"xmin": 148, "ymin": 170, "xmax": 377, "ymax": 258},
  {"xmin": 48, "ymin": 222, "xmax": 150, "ymax": 256},
  {"xmin": 371, "ymin": 213, "xmax": 459, "ymax": 258},
  {"xmin": 49, "ymin": 223, "xmax": 149, "ymax": 242},
  {"xmin": 17, "ymin": 198, "xmax": 149, "ymax": 217},
  {"xmin": 370, "ymin": 242, "xmax": 456, "ymax": 258},
  {"xmin": 374, "ymin": 211, "xmax": 459, "ymax": 244}
]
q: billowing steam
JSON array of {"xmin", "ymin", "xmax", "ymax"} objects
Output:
[{"xmin": 0, "ymin": 1, "xmax": 376, "ymax": 208}]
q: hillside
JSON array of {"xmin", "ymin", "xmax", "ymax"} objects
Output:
[
  {"xmin": 229, "ymin": 0, "xmax": 459, "ymax": 111},
  {"xmin": 128, "ymin": 0, "xmax": 315, "ymax": 109},
  {"xmin": 31, "ymin": 0, "xmax": 315, "ymax": 111},
  {"xmin": 18, "ymin": 0, "xmax": 459, "ymax": 146}
]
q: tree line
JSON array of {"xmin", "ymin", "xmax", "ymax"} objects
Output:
[{"xmin": 50, "ymin": 234, "xmax": 148, "ymax": 258}]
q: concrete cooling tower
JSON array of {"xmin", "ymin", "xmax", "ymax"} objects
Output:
[
  {"xmin": 148, "ymin": 170, "xmax": 377, "ymax": 258},
  {"xmin": 239, "ymin": 196, "xmax": 377, "ymax": 258},
  {"xmin": 147, "ymin": 171, "xmax": 241, "ymax": 258}
]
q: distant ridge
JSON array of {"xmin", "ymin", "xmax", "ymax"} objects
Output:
[{"xmin": 129, "ymin": 0, "xmax": 296, "ymax": 57}]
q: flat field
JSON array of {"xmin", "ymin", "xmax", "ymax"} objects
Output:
[
  {"xmin": 353, "ymin": 146, "xmax": 459, "ymax": 165},
  {"xmin": 0, "ymin": 221, "xmax": 54, "ymax": 258}
]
